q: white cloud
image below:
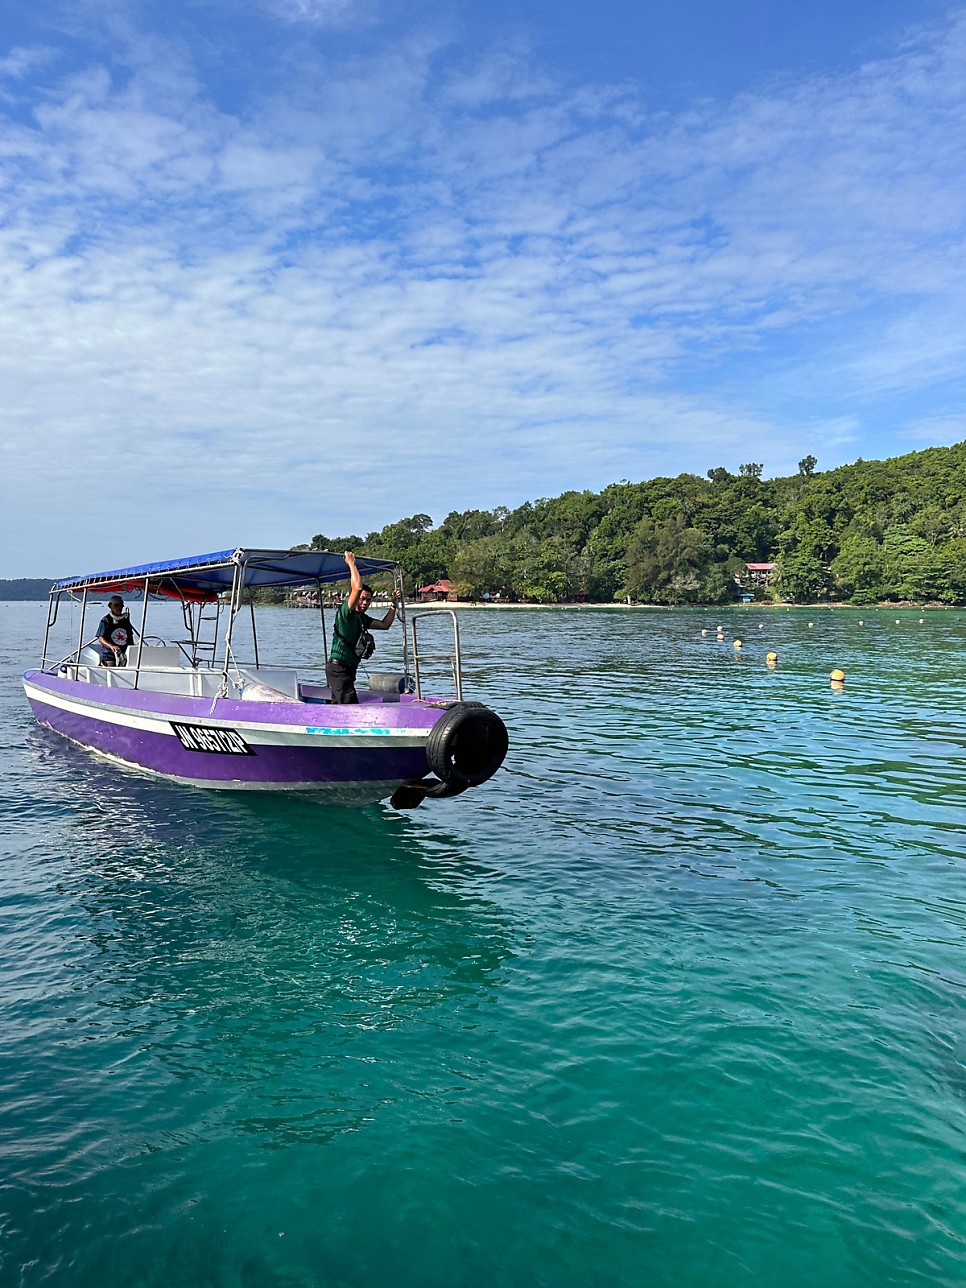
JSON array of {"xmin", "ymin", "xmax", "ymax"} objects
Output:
[
  {"xmin": 2, "ymin": 8, "xmax": 966, "ymax": 572},
  {"xmin": 264, "ymin": 0, "xmax": 360, "ymax": 24},
  {"xmin": 439, "ymin": 42, "xmax": 557, "ymax": 108},
  {"xmin": 0, "ymin": 45, "xmax": 56, "ymax": 83},
  {"xmin": 903, "ymin": 414, "xmax": 966, "ymax": 445}
]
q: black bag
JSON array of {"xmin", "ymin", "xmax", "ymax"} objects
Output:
[
  {"xmin": 336, "ymin": 617, "xmax": 375, "ymax": 663},
  {"xmin": 355, "ymin": 628, "xmax": 375, "ymax": 661}
]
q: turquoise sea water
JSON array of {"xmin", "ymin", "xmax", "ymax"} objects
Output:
[{"xmin": 1, "ymin": 600, "xmax": 965, "ymax": 1287}]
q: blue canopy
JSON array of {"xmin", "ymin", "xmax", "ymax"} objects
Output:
[{"xmin": 53, "ymin": 548, "xmax": 400, "ymax": 602}]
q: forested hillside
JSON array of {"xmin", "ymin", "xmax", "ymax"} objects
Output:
[
  {"xmin": 305, "ymin": 442, "xmax": 966, "ymax": 605},
  {"xmin": 0, "ymin": 579, "xmax": 53, "ymax": 600}
]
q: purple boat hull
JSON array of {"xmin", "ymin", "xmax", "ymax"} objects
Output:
[{"xmin": 24, "ymin": 670, "xmax": 444, "ymax": 804}]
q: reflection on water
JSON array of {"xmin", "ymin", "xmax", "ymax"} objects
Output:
[
  {"xmin": 5, "ymin": 681, "xmax": 515, "ymax": 1175},
  {"xmin": 19, "ymin": 735, "xmax": 515, "ymax": 1036}
]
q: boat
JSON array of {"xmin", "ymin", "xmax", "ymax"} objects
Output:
[{"xmin": 22, "ymin": 547, "xmax": 509, "ymax": 809}]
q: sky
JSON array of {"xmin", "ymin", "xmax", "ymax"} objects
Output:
[{"xmin": 1, "ymin": 0, "xmax": 965, "ymax": 577}]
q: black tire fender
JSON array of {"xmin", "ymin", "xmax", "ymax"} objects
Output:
[{"xmin": 425, "ymin": 702, "xmax": 509, "ymax": 790}]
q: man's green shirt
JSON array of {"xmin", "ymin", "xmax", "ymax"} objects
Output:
[{"xmin": 329, "ymin": 600, "xmax": 371, "ymax": 668}]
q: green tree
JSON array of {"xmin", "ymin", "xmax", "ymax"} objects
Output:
[
  {"xmin": 734, "ymin": 502, "xmax": 778, "ymax": 561},
  {"xmin": 707, "ymin": 467, "xmax": 736, "ymax": 485},
  {"xmin": 881, "ymin": 526, "xmax": 941, "ymax": 601},
  {"xmin": 776, "ymin": 552, "xmax": 828, "ymax": 602},
  {"xmin": 450, "ymin": 539, "xmax": 506, "ymax": 600},
  {"xmin": 936, "ymin": 538, "xmax": 966, "ymax": 602},
  {"xmin": 439, "ymin": 509, "xmax": 500, "ymax": 542},
  {"xmin": 701, "ymin": 558, "xmax": 745, "ymax": 604},
  {"xmin": 625, "ymin": 515, "xmax": 711, "ymax": 604},
  {"xmin": 310, "ymin": 532, "xmax": 365, "ymax": 551},
  {"xmin": 830, "ymin": 536, "xmax": 884, "ymax": 603},
  {"xmin": 910, "ymin": 505, "xmax": 951, "ymax": 546}
]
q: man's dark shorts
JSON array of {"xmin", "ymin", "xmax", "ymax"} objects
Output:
[{"xmin": 325, "ymin": 659, "xmax": 359, "ymax": 704}]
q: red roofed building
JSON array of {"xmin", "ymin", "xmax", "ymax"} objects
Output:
[
  {"xmin": 417, "ymin": 579, "xmax": 457, "ymax": 602},
  {"xmin": 742, "ymin": 562, "xmax": 777, "ymax": 586}
]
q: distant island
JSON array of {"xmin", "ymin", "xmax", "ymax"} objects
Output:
[
  {"xmin": 0, "ymin": 578, "xmax": 53, "ymax": 600},
  {"xmin": 6, "ymin": 441, "xmax": 964, "ymax": 606},
  {"xmin": 296, "ymin": 441, "xmax": 966, "ymax": 607}
]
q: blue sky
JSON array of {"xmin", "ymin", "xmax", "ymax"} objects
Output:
[{"xmin": 1, "ymin": 0, "xmax": 964, "ymax": 576}]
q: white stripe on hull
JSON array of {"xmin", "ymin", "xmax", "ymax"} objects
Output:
[{"xmin": 24, "ymin": 679, "xmax": 431, "ymax": 751}]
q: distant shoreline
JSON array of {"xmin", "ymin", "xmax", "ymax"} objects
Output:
[
  {"xmin": 407, "ymin": 600, "xmax": 957, "ymax": 611},
  {"xmin": 3, "ymin": 594, "xmax": 958, "ymax": 611}
]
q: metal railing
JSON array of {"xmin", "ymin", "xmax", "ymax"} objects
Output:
[{"xmin": 409, "ymin": 610, "xmax": 463, "ymax": 701}]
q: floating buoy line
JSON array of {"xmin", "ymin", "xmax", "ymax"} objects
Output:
[{"xmin": 695, "ymin": 623, "xmax": 860, "ymax": 687}]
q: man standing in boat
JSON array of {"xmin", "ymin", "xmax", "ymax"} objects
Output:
[
  {"xmin": 326, "ymin": 551, "xmax": 399, "ymax": 703},
  {"xmin": 95, "ymin": 596, "xmax": 137, "ymax": 666}
]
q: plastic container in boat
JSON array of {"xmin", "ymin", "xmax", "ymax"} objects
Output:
[{"xmin": 367, "ymin": 672, "xmax": 416, "ymax": 694}]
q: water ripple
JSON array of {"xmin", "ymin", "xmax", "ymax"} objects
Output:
[{"xmin": 2, "ymin": 603, "xmax": 965, "ymax": 1286}]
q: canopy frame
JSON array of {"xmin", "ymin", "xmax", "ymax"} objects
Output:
[{"xmin": 41, "ymin": 547, "xmax": 407, "ymax": 683}]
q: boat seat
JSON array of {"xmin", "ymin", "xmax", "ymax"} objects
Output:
[
  {"xmin": 236, "ymin": 668, "xmax": 302, "ymax": 702},
  {"xmin": 134, "ymin": 644, "xmax": 183, "ymax": 669}
]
